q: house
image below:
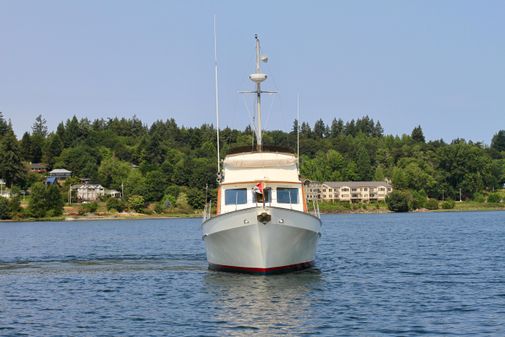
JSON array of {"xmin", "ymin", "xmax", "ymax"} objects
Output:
[
  {"xmin": 30, "ymin": 163, "xmax": 48, "ymax": 173},
  {"xmin": 106, "ymin": 189, "xmax": 121, "ymax": 198},
  {"xmin": 49, "ymin": 168, "xmax": 72, "ymax": 180},
  {"xmin": 306, "ymin": 181, "xmax": 393, "ymax": 202},
  {"xmin": 76, "ymin": 183, "xmax": 105, "ymax": 202}
]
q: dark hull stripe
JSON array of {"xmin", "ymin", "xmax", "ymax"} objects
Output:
[{"xmin": 208, "ymin": 261, "xmax": 314, "ymax": 275}]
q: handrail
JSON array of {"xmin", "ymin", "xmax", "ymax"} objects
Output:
[{"xmin": 203, "ymin": 200, "xmax": 213, "ymax": 221}]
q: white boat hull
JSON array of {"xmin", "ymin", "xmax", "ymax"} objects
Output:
[{"xmin": 202, "ymin": 207, "xmax": 321, "ymax": 274}]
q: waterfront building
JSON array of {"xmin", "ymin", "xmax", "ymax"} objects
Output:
[{"xmin": 306, "ymin": 181, "xmax": 393, "ymax": 202}]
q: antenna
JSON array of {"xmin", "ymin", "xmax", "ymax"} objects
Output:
[
  {"xmin": 213, "ymin": 15, "xmax": 221, "ymax": 172},
  {"xmin": 297, "ymin": 94, "xmax": 300, "ymax": 166}
]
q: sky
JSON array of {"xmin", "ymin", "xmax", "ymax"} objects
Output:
[{"xmin": 1, "ymin": 0, "xmax": 504, "ymax": 144}]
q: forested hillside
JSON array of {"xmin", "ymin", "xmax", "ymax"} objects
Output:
[{"xmin": 0, "ymin": 112, "xmax": 504, "ymax": 211}]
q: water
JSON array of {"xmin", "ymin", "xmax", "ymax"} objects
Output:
[{"xmin": 1, "ymin": 211, "xmax": 505, "ymax": 336}]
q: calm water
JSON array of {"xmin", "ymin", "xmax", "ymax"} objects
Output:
[{"xmin": 1, "ymin": 211, "xmax": 505, "ymax": 336}]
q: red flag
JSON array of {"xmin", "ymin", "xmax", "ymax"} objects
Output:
[{"xmin": 254, "ymin": 182, "xmax": 264, "ymax": 194}]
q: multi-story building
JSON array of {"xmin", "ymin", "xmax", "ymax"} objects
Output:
[{"xmin": 306, "ymin": 181, "xmax": 393, "ymax": 202}]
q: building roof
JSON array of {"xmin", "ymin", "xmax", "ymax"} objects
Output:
[
  {"xmin": 46, "ymin": 177, "xmax": 57, "ymax": 185},
  {"xmin": 50, "ymin": 168, "xmax": 71, "ymax": 174},
  {"xmin": 31, "ymin": 163, "xmax": 48, "ymax": 168},
  {"xmin": 322, "ymin": 181, "xmax": 392, "ymax": 188},
  {"xmin": 76, "ymin": 184, "xmax": 104, "ymax": 190}
]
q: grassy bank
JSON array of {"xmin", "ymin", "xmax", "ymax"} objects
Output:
[
  {"xmin": 2, "ymin": 199, "xmax": 504, "ymax": 222},
  {"xmin": 309, "ymin": 200, "xmax": 505, "ymax": 214}
]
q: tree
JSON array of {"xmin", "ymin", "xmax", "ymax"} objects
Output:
[
  {"xmin": 175, "ymin": 192, "xmax": 191, "ymax": 210},
  {"xmin": 32, "ymin": 114, "xmax": 48, "ymax": 138},
  {"xmin": 313, "ymin": 119, "xmax": 327, "ymax": 139},
  {"xmin": 386, "ymin": 190, "xmax": 412, "ymax": 212},
  {"xmin": 29, "ymin": 182, "xmax": 48, "ymax": 218},
  {"xmin": 411, "ymin": 125, "xmax": 425, "ymax": 143},
  {"xmin": 44, "ymin": 134, "xmax": 63, "ymax": 169},
  {"xmin": 491, "ymin": 130, "xmax": 505, "ymax": 153},
  {"xmin": 356, "ymin": 146, "xmax": 372, "ymax": 180},
  {"xmin": 54, "ymin": 145, "xmax": 99, "ymax": 180},
  {"xmin": 98, "ymin": 157, "xmax": 131, "ymax": 190},
  {"xmin": 128, "ymin": 195, "xmax": 145, "ymax": 213},
  {"xmin": 0, "ymin": 112, "xmax": 10, "ymax": 137},
  {"xmin": 0, "ymin": 197, "xmax": 10, "ymax": 219},
  {"xmin": 46, "ymin": 184, "xmax": 64, "ymax": 216},
  {"xmin": 373, "ymin": 165, "xmax": 385, "ymax": 181},
  {"xmin": 330, "ymin": 118, "xmax": 344, "ymax": 137},
  {"xmin": 20, "ymin": 132, "xmax": 33, "ymax": 161},
  {"xmin": 0, "ymin": 128, "xmax": 26, "ymax": 186},
  {"xmin": 144, "ymin": 170, "xmax": 167, "ymax": 202}
]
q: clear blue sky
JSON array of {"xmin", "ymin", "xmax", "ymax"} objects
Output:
[{"xmin": 1, "ymin": 0, "xmax": 504, "ymax": 143}]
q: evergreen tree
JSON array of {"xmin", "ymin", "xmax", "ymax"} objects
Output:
[
  {"xmin": 291, "ymin": 119, "xmax": 299, "ymax": 135},
  {"xmin": 46, "ymin": 184, "xmax": 64, "ymax": 216},
  {"xmin": 356, "ymin": 146, "xmax": 372, "ymax": 180},
  {"xmin": 373, "ymin": 121, "xmax": 384, "ymax": 137},
  {"xmin": 491, "ymin": 130, "xmax": 505, "ymax": 152},
  {"xmin": 330, "ymin": 118, "xmax": 344, "ymax": 137},
  {"xmin": 0, "ymin": 112, "xmax": 9, "ymax": 137},
  {"xmin": 313, "ymin": 119, "xmax": 327, "ymax": 139},
  {"xmin": 32, "ymin": 114, "xmax": 48, "ymax": 138},
  {"xmin": 29, "ymin": 182, "xmax": 48, "ymax": 218},
  {"xmin": 0, "ymin": 128, "xmax": 25, "ymax": 186},
  {"xmin": 411, "ymin": 125, "xmax": 425, "ymax": 143},
  {"xmin": 44, "ymin": 134, "xmax": 63, "ymax": 169},
  {"xmin": 20, "ymin": 132, "xmax": 33, "ymax": 161}
]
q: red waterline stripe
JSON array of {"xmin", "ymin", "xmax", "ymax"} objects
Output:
[{"xmin": 209, "ymin": 261, "xmax": 314, "ymax": 274}]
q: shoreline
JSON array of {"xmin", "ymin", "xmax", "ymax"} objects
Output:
[{"xmin": 1, "ymin": 206, "xmax": 504, "ymax": 223}]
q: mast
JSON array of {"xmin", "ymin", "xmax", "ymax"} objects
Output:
[
  {"xmin": 254, "ymin": 35, "xmax": 263, "ymax": 151},
  {"xmin": 213, "ymin": 16, "xmax": 221, "ymax": 172},
  {"xmin": 241, "ymin": 34, "xmax": 276, "ymax": 152}
]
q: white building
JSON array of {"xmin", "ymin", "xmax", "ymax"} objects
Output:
[
  {"xmin": 76, "ymin": 184, "xmax": 105, "ymax": 202},
  {"xmin": 49, "ymin": 169, "xmax": 72, "ymax": 179},
  {"xmin": 306, "ymin": 181, "xmax": 393, "ymax": 202}
]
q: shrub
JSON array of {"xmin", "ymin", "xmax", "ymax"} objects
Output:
[
  {"xmin": 0, "ymin": 197, "xmax": 10, "ymax": 219},
  {"xmin": 411, "ymin": 190, "xmax": 427, "ymax": 210},
  {"xmin": 441, "ymin": 199, "xmax": 455, "ymax": 209},
  {"xmin": 385, "ymin": 190, "xmax": 413, "ymax": 212},
  {"xmin": 175, "ymin": 192, "xmax": 191, "ymax": 210},
  {"xmin": 106, "ymin": 198, "xmax": 126, "ymax": 212},
  {"xmin": 487, "ymin": 193, "xmax": 501, "ymax": 203},
  {"xmin": 473, "ymin": 192, "xmax": 485, "ymax": 203},
  {"xmin": 79, "ymin": 202, "xmax": 98, "ymax": 215},
  {"xmin": 128, "ymin": 195, "xmax": 145, "ymax": 213},
  {"xmin": 425, "ymin": 198, "xmax": 439, "ymax": 210},
  {"xmin": 154, "ymin": 202, "xmax": 165, "ymax": 214}
]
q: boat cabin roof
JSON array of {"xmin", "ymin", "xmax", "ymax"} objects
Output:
[{"xmin": 222, "ymin": 151, "xmax": 299, "ymax": 184}]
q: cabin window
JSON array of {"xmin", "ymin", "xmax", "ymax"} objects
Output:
[
  {"xmin": 225, "ymin": 188, "xmax": 247, "ymax": 205},
  {"xmin": 277, "ymin": 188, "xmax": 299, "ymax": 204},
  {"xmin": 253, "ymin": 188, "xmax": 271, "ymax": 203}
]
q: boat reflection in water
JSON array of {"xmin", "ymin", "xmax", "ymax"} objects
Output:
[{"xmin": 203, "ymin": 270, "xmax": 322, "ymax": 335}]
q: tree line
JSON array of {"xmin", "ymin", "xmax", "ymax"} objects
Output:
[{"xmin": 0, "ymin": 112, "xmax": 503, "ymax": 217}]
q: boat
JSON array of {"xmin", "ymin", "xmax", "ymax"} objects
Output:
[{"xmin": 201, "ymin": 35, "xmax": 322, "ymax": 274}]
